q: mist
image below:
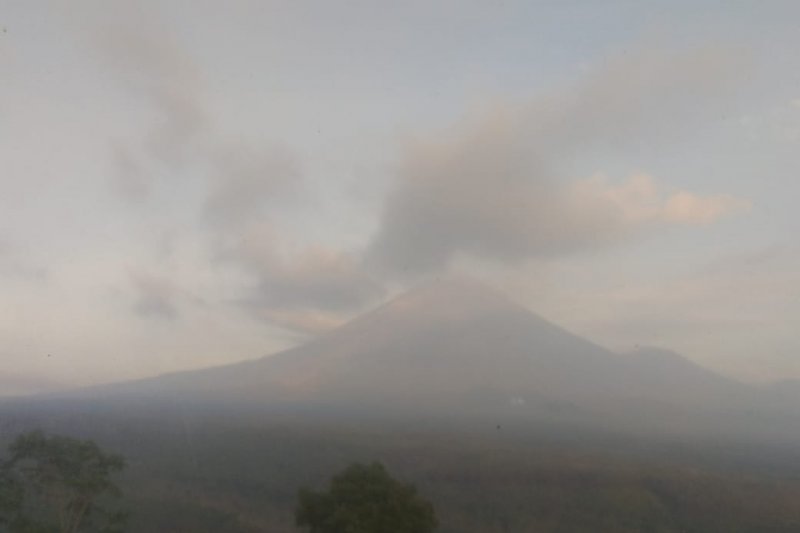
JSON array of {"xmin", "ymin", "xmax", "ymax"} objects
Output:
[{"xmin": 3, "ymin": 2, "xmax": 800, "ymax": 532}]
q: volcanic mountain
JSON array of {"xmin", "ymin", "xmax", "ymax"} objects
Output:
[{"xmin": 57, "ymin": 278, "xmax": 745, "ymax": 422}]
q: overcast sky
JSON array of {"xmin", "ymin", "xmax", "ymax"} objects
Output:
[{"xmin": 2, "ymin": 1, "xmax": 799, "ymax": 394}]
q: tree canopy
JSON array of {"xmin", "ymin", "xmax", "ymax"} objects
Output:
[
  {"xmin": 296, "ymin": 461, "xmax": 437, "ymax": 533},
  {"xmin": 0, "ymin": 430, "xmax": 127, "ymax": 533}
]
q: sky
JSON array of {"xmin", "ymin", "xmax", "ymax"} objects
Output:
[{"xmin": 1, "ymin": 1, "xmax": 799, "ymax": 394}]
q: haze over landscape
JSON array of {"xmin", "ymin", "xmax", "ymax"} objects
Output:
[
  {"xmin": 2, "ymin": 1, "xmax": 800, "ymax": 398},
  {"xmin": 25, "ymin": 276, "xmax": 800, "ymax": 443},
  {"xmin": 5, "ymin": 277, "xmax": 800, "ymax": 532},
  {"xmin": 4, "ymin": 3, "xmax": 800, "ymax": 532}
]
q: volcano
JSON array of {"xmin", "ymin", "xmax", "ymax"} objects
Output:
[{"xmin": 55, "ymin": 278, "xmax": 744, "ymax": 422}]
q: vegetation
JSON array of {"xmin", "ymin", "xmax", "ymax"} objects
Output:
[
  {"xmin": 0, "ymin": 430, "xmax": 127, "ymax": 533},
  {"xmin": 4, "ymin": 415, "xmax": 800, "ymax": 532},
  {"xmin": 296, "ymin": 462, "xmax": 437, "ymax": 533}
]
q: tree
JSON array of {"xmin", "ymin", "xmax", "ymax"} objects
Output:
[
  {"xmin": 295, "ymin": 462, "xmax": 437, "ymax": 533},
  {"xmin": 0, "ymin": 430, "xmax": 127, "ymax": 533}
]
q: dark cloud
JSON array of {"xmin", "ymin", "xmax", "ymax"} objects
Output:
[{"xmin": 367, "ymin": 47, "xmax": 749, "ymax": 277}]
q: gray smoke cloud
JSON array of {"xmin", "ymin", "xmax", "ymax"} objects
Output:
[
  {"xmin": 217, "ymin": 225, "xmax": 384, "ymax": 333},
  {"xmin": 95, "ymin": 21, "xmax": 749, "ymax": 333},
  {"xmin": 91, "ymin": 15, "xmax": 379, "ymax": 330},
  {"xmin": 130, "ymin": 271, "xmax": 185, "ymax": 320},
  {"xmin": 367, "ymin": 46, "xmax": 749, "ymax": 277},
  {"xmin": 96, "ymin": 20, "xmax": 208, "ymax": 171},
  {"xmin": 95, "ymin": 15, "xmax": 298, "ymax": 217}
]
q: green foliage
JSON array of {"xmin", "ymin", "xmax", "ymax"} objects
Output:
[
  {"xmin": 295, "ymin": 462, "xmax": 437, "ymax": 533},
  {"xmin": 0, "ymin": 430, "xmax": 127, "ymax": 533}
]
